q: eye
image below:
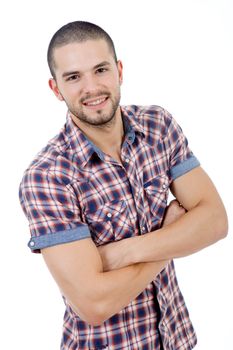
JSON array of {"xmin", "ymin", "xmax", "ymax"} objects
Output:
[
  {"xmin": 66, "ymin": 74, "xmax": 79, "ymax": 82},
  {"xmin": 96, "ymin": 67, "xmax": 108, "ymax": 74}
]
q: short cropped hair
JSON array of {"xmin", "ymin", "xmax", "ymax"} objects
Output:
[{"xmin": 47, "ymin": 21, "xmax": 117, "ymax": 78}]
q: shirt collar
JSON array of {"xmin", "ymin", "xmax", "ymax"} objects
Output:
[
  {"xmin": 121, "ymin": 105, "xmax": 146, "ymax": 138},
  {"xmin": 64, "ymin": 107, "xmax": 146, "ymax": 167},
  {"xmin": 65, "ymin": 112, "xmax": 96, "ymax": 167}
]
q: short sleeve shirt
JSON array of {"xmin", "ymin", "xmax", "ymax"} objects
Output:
[{"xmin": 19, "ymin": 105, "xmax": 199, "ymax": 350}]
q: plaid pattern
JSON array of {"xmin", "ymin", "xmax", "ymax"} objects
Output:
[{"xmin": 19, "ymin": 105, "xmax": 199, "ymax": 349}]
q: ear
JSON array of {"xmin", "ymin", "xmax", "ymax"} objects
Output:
[
  {"xmin": 48, "ymin": 78, "xmax": 64, "ymax": 101},
  {"xmin": 117, "ymin": 60, "xmax": 123, "ymax": 85}
]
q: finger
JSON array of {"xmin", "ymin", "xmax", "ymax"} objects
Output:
[
  {"xmin": 168, "ymin": 200, "xmax": 181, "ymax": 210},
  {"xmin": 169, "ymin": 200, "xmax": 186, "ymax": 212}
]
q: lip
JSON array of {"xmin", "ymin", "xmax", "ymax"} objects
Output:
[{"xmin": 82, "ymin": 96, "xmax": 109, "ymax": 110}]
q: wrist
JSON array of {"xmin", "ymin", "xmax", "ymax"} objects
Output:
[
  {"xmin": 124, "ymin": 235, "xmax": 142, "ymax": 265},
  {"xmin": 111, "ymin": 236, "xmax": 140, "ymax": 268},
  {"xmin": 130, "ymin": 230, "xmax": 161, "ymax": 264}
]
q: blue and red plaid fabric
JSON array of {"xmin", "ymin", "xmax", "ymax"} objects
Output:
[{"xmin": 19, "ymin": 105, "xmax": 199, "ymax": 349}]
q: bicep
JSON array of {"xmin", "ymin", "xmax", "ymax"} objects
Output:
[
  {"xmin": 170, "ymin": 166, "xmax": 224, "ymax": 211},
  {"xmin": 41, "ymin": 238, "xmax": 103, "ymax": 317}
]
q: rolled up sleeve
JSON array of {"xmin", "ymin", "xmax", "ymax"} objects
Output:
[
  {"xmin": 163, "ymin": 112, "xmax": 200, "ymax": 181},
  {"xmin": 19, "ymin": 168, "xmax": 90, "ymax": 253}
]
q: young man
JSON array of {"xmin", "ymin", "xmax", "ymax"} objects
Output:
[{"xmin": 19, "ymin": 21, "xmax": 228, "ymax": 350}]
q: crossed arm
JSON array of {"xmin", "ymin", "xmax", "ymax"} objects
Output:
[
  {"xmin": 98, "ymin": 167, "xmax": 228, "ymax": 271},
  {"xmin": 42, "ymin": 167, "xmax": 228, "ymax": 326}
]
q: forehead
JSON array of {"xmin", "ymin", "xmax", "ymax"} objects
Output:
[{"xmin": 53, "ymin": 39, "xmax": 114, "ymax": 74}]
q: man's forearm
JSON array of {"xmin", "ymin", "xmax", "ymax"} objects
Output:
[
  {"xmin": 98, "ymin": 199, "xmax": 186, "ymax": 271},
  {"xmin": 113, "ymin": 200, "xmax": 227, "ymax": 267},
  {"xmin": 95, "ymin": 260, "xmax": 168, "ymax": 323},
  {"xmin": 71, "ymin": 258, "xmax": 168, "ymax": 325},
  {"xmin": 98, "ymin": 199, "xmax": 227, "ymax": 271}
]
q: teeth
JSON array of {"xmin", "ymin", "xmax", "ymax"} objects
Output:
[{"xmin": 85, "ymin": 98, "xmax": 106, "ymax": 106}]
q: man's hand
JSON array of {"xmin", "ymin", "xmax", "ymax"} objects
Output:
[
  {"xmin": 162, "ymin": 200, "xmax": 186, "ymax": 226},
  {"xmin": 98, "ymin": 200, "xmax": 186, "ymax": 272}
]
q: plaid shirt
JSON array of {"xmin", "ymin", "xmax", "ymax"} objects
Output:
[{"xmin": 19, "ymin": 105, "xmax": 199, "ymax": 350}]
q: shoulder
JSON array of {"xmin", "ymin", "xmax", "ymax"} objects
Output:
[
  {"xmin": 122, "ymin": 104, "xmax": 174, "ymax": 139},
  {"xmin": 20, "ymin": 125, "xmax": 77, "ymax": 190}
]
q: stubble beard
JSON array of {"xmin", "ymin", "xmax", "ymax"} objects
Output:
[{"xmin": 67, "ymin": 90, "xmax": 121, "ymax": 129}]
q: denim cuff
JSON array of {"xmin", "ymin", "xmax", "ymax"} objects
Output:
[
  {"xmin": 170, "ymin": 156, "xmax": 200, "ymax": 181},
  {"xmin": 28, "ymin": 225, "xmax": 91, "ymax": 253}
]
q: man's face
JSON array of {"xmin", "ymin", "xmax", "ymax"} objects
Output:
[{"xmin": 49, "ymin": 39, "xmax": 123, "ymax": 127}]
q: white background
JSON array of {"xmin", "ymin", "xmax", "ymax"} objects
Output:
[{"xmin": 0, "ymin": 0, "xmax": 232, "ymax": 349}]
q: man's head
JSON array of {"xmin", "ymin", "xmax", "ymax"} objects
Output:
[
  {"xmin": 47, "ymin": 21, "xmax": 117, "ymax": 79},
  {"xmin": 48, "ymin": 21, "xmax": 123, "ymax": 128}
]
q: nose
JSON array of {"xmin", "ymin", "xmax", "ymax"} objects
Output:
[{"xmin": 81, "ymin": 73, "xmax": 99, "ymax": 95}]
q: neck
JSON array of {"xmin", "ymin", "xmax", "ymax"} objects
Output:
[{"xmin": 71, "ymin": 107, "xmax": 124, "ymax": 155}]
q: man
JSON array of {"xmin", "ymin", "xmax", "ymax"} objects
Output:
[{"xmin": 19, "ymin": 21, "xmax": 228, "ymax": 350}]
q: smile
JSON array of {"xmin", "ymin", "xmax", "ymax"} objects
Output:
[{"xmin": 83, "ymin": 96, "xmax": 109, "ymax": 108}]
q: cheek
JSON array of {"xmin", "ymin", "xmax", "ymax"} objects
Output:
[
  {"xmin": 62, "ymin": 87, "xmax": 81, "ymax": 103},
  {"xmin": 107, "ymin": 78, "xmax": 121, "ymax": 93}
]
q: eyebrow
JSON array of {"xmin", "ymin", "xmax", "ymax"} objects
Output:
[{"xmin": 62, "ymin": 61, "xmax": 111, "ymax": 78}]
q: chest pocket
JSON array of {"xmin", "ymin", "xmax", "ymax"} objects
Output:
[
  {"xmin": 85, "ymin": 200, "xmax": 133, "ymax": 246},
  {"xmin": 143, "ymin": 174, "xmax": 169, "ymax": 230}
]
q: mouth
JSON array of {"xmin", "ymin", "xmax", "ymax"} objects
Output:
[{"xmin": 82, "ymin": 96, "xmax": 109, "ymax": 109}]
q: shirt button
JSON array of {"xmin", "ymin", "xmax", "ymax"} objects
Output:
[
  {"xmin": 30, "ymin": 240, "xmax": 35, "ymax": 247},
  {"xmin": 141, "ymin": 226, "xmax": 146, "ymax": 233},
  {"xmin": 162, "ymin": 184, "xmax": 167, "ymax": 190},
  {"xmin": 107, "ymin": 212, "xmax": 112, "ymax": 218},
  {"xmin": 125, "ymin": 158, "xmax": 130, "ymax": 163}
]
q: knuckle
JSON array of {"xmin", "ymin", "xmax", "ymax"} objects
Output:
[{"xmin": 169, "ymin": 200, "xmax": 179, "ymax": 208}]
